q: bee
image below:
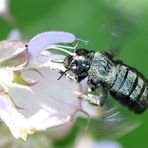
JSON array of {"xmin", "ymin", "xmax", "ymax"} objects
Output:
[{"xmin": 62, "ymin": 48, "xmax": 148, "ymax": 114}]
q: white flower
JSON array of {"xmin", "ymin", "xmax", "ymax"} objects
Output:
[{"xmin": 0, "ymin": 32, "xmax": 85, "ymax": 140}]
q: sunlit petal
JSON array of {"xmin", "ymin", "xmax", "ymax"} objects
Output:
[{"xmin": 2, "ymin": 68, "xmax": 82, "ymax": 139}]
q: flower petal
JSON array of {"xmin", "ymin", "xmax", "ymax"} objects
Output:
[
  {"xmin": 28, "ymin": 31, "xmax": 76, "ymax": 59},
  {"xmin": 7, "ymin": 29, "xmax": 21, "ymax": 40},
  {"xmin": 75, "ymin": 135, "xmax": 122, "ymax": 148},
  {"xmin": 0, "ymin": 95, "xmax": 33, "ymax": 140},
  {"xmin": 5, "ymin": 68, "xmax": 82, "ymax": 138},
  {"xmin": 0, "ymin": 40, "xmax": 28, "ymax": 70},
  {"xmin": 39, "ymin": 50, "xmax": 66, "ymax": 64},
  {"xmin": 0, "ymin": 0, "xmax": 15, "ymax": 23},
  {"xmin": 92, "ymin": 141, "xmax": 122, "ymax": 148}
]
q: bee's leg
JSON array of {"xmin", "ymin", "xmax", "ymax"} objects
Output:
[
  {"xmin": 97, "ymin": 83, "xmax": 108, "ymax": 106},
  {"xmin": 82, "ymin": 94, "xmax": 102, "ymax": 106},
  {"xmin": 81, "ymin": 83, "xmax": 108, "ymax": 107}
]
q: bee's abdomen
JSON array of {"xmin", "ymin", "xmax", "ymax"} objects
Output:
[{"xmin": 110, "ymin": 64, "xmax": 148, "ymax": 113}]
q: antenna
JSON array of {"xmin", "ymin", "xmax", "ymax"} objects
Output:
[{"xmin": 57, "ymin": 69, "xmax": 69, "ymax": 80}]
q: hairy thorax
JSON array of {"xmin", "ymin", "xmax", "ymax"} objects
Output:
[{"xmin": 88, "ymin": 52, "xmax": 117, "ymax": 86}]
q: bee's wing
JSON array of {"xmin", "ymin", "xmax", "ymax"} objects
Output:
[
  {"xmin": 87, "ymin": 105, "xmax": 140, "ymax": 139},
  {"xmin": 103, "ymin": 8, "xmax": 137, "ymax": 56}
]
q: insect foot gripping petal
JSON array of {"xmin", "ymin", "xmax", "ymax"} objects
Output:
[
  {"xmin": 81, "ymin": 93, "xmax": 107, "ymax": 107},
  {"xmin": 81, "ymin": 85, "xmax": 108, "ymax": 107},
  {"xmin": 81, "ymin": 94, "xmax": 103, "ymax": 106},
  {"xmin": 81, "ymin": 82, "xmax": 108, "ymax": 107}
]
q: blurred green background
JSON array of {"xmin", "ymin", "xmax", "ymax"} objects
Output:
[{"xmin": 0, "ymin": 0, "xmax": 148, "ymax": 148}]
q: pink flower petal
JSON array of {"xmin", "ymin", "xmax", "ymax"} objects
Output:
[
  {"xmin": 7, "ymin": 68, "xmax": 82, "ymax": 132},
  {"xmin": 0, "ymin": 95, "xmax": 32, "ymax": 139},
  {"xmin": 28, "ymin": 31, "xmax": 76, "ymax": 59},
  {"xmin": 0, "ymin": 40, "xmax": 28, "ymax": 70}
]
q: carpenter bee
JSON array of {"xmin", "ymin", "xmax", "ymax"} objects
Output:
[{"xmin": 62, "ymin": 48, "xmax": 148, "ymax": 114}]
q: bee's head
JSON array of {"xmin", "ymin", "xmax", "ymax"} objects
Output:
[{"xmin": 63, "ymin": 48, "xmax": 91, "ymax": 81}]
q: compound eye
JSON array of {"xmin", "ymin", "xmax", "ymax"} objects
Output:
[
  {"xmin": 71, "ymin": 61, "xmax": 80, "ymax": 72},
  {"xmin": 64, "ymin": 55, "xmax": 73, "ymax": 68},
  {"xmin": 75, "ymin": 48, "xmax": 89, "ymax": 56},
  {"xmin": 83, "ymin": 60, "xmax": 90, "ymax": 68}
]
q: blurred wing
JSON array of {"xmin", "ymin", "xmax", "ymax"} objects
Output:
[
  {"xmin": 103, "ymin": 8, "xmax": 137, "ymax": 56},
  {"xmin": 88, "ymin": 105, "xmax": 140, "ymax": 139}
]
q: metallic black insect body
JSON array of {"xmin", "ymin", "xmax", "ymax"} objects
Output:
[{"xmin": 63, "ymin": 48, "xmax": 148, "ymax": 114}]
